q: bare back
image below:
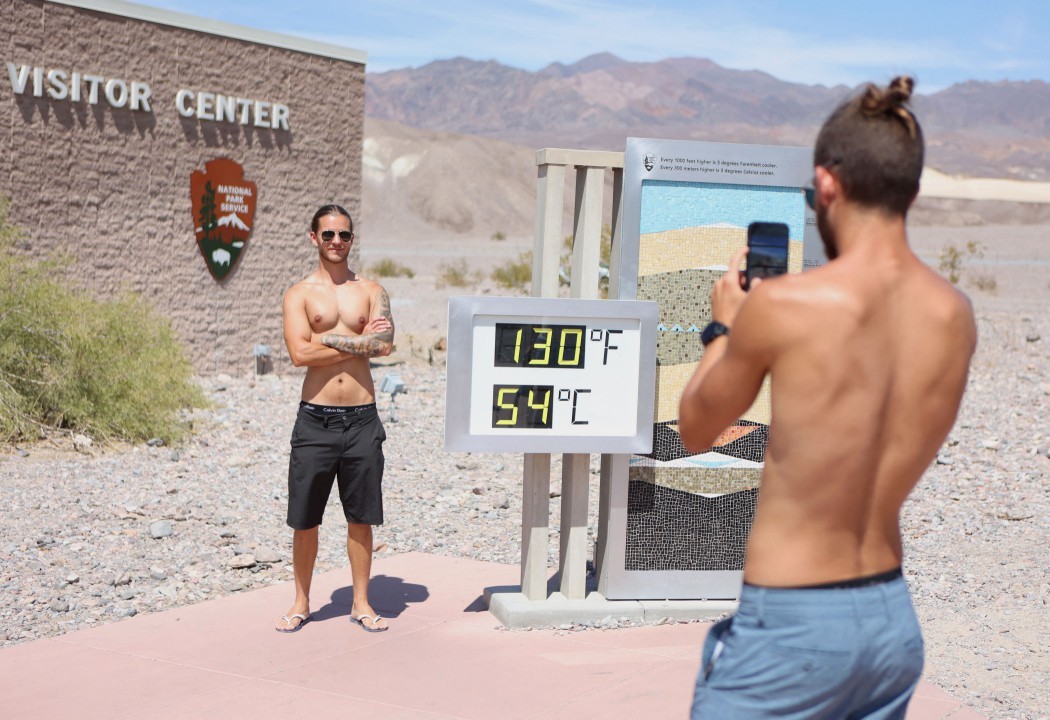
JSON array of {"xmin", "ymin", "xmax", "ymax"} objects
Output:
[
  {"xmin": 283, "ymin": 272, "xmax": 386, "ymax": 406},
  {"xmin": 742, "ymin": 246, "xmax": 976, "ymax": 585}
]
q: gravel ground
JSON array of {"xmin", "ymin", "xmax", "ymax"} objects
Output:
[{"xmin": 1, "ymin": 225, "xmax": 1047, "ymax": 720}]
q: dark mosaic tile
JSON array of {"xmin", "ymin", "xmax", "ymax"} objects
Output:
[{"xmin": 625, "ymin": 482, "xmax": 758, "ymax": 571}]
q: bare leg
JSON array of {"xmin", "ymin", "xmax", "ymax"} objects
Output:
[
  {"xmin": 347, "ymin": 523, "xmax": 387, "ymax": 630},
  {"xmin": 275, "ymin": 526, "xmax": 318, "ymax": 631}
]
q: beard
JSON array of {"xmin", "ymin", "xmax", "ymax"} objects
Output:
[
  {"xmin": 816, "ymin": 203, "xmax": 838, "ymax": 261},
  {"xmin": 318, "ymin": 244, "xmax": 350, "ymax": 264}
]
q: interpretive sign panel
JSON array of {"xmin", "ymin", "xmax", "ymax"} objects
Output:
[{"xmin": 605, "ymin": 138, "xmax": 819, "ymax": 599}]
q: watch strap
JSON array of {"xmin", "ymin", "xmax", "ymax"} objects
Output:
[{"xmin": 701, "ymin": 321, "xmax": 730, "ymax": 347}]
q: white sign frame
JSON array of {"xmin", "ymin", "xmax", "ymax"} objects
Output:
[{"xmin": 445, "ymin": 296, "xmax": 658, "ymax": 454}]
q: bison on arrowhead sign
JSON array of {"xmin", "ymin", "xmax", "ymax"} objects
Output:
[{"xmin": 190, "ymin": 158, "xmax": 257, "ymax": 280}]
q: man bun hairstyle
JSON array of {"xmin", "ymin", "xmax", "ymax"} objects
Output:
[
  {"xmin": 860, "ymin": 76, "xmax": 919, "ymax": 139},
  {"xmin": 311, "ymin": 204, "xmax": 353, "ymax": 234},
  {"xmin": 814, "ymin": 76, "xmax": 924, "ymax": 216}
]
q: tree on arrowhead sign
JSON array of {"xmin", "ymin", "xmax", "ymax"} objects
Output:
[{"xmin": 190, "ymin": 158, "xmax": 257, "ymax": 280}]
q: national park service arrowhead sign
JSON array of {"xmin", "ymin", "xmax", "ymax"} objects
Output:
[{"xmin": 190, "ymin": 158, "xmax": 257, "ymax": 280}]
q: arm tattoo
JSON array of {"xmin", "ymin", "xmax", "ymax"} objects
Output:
[
  {"xmin": 320, "ymin": 290, "xmax": 394, "ymax": 358},
  {"xmin": 320, "ymin": 333, "xmax": 384, "ymax": 356}
]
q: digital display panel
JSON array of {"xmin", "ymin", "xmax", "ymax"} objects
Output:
[
  {"xmin": 444, "ymin": 297, "xmax": 658, "ymax": 454},
  {"xmin": 494, "ymin": 324, "xmax": 586, "ymax": 369},
  {"xmin": 492, "ymin": 385, "xmax": 554, "ymax": 429}
]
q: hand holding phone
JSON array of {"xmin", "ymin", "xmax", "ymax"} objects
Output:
[{"xmin": 745, "ymin": 221, "xmax": 789, "ymax": 290}]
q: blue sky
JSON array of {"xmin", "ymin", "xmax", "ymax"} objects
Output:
[{"xmin": 137, "ymin": 0, "xmax": 1049, "ymax": 91}]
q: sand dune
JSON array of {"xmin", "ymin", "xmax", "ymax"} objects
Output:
[{"xmin": 920, "ymin": 168, "xmax": 1050, "ymax": 203}]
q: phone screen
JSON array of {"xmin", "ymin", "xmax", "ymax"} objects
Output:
[{"xmin": 746, "ymin": 222, "xmax": 789, "ymax": 289}]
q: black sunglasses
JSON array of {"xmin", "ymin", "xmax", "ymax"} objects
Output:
[{"xmin": 320, "ymin": 230, "xmax": 353, "ymax": 242}]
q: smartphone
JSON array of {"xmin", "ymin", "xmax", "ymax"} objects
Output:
[{"xmin": 745, "ymin": 221, "xmax": 789, "ymax": 289}]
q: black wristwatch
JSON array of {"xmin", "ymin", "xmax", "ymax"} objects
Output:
[{"xmin": 700, "ymin": 321, "xmax": 730, "ymax": 347}]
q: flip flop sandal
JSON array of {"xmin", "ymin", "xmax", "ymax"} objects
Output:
[
  {"xmin": 276, "ymin": 613, "xmax": 311, "ymax": 633},
  {"xmin": 351, "ymin": 614, "xmax": 388, "ymax": 632}
]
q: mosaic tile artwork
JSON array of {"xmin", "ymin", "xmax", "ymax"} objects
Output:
[
  {"xmin": 626, "ymin": 482, "xmax": 759, "ymax": 571},
  {"xmin": 626, "ymin": 179, "xmax": 805, "ymax": 572}
]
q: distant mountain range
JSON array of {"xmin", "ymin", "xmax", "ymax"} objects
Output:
[{"xmin": 367, "ymin": 54, "xmax": 1050, "ymax": 181}]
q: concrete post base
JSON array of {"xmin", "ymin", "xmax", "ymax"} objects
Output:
[{"xmin": 485, "ymin": 587, "xmax": 737, "ymax": 629}]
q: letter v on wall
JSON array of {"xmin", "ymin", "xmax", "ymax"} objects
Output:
[{"xmin": 6, "ymin": 62, "xmax": 31, "ymax": 95}]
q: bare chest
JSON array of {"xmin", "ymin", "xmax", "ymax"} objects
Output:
[{"xmin": 303, "ymin": 284, "xmax": 371, "ymax": 334}]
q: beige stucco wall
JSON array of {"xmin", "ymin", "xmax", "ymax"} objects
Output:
[{"xmin": 0, "ymin": 0, "xmax": 365, "ymax": 373}]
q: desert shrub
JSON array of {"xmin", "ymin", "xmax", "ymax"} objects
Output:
[
  {"xmin": 968, "ymin": 271, "xmax": 998, "ymax": 294},
  {"xmin": 491, "ymin": 251, "xmax": 533, "ymax": 290},
  {"xmin": 938, "ymin": 240, "xmax": 983, "ymax": 284},
  {"xmin": 0, "ymin": 197, "xmax": 206, "ymax": 443},
  {"xmin": 491, "ymin": 230, "xmax": 506, "ymax": 241},
  {"xmin": 369, "ymin": 257, "xmax": 415, "ymax": 278},
  {"xmin": 436, "ymin": 260, "xmax": 480, "ymax": 289}
]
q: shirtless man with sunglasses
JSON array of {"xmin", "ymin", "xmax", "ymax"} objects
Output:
[
  {"xmin": 275, "ymin": 204, "xmax": 394, "ymax": 634},
  {"xmin": 681, "ymin": 78, "xmax": 977, "ymax": 718}
]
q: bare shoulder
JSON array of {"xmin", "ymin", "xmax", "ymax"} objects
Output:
[
  {"xmin": 284, "ymin": 274, "xmax": 321, "ymax": 303},
  {"xmin": 727, "ymin": 273, "xmax": 816, "ymax": 360},
  {"xmin": 743, "ymin": 269, "xmax": 841, "ymax": 326},
  {"xmin": 916, "ymin": 262, "xmax": 977, "ymax": 341},
  {"xmin": 288, "ymin": 269, "xmax": 328, "ymax": 293},
  {"xmin": 283, "ymin": 278, "xmax": 309, "ymax": 305},
  {"xmin": 352, "ymin": 275, "xmax": 387, "ymax": 295},
  {"xmin": 352, "ymin": 276, "xmax": 392, "ymax": 318}
]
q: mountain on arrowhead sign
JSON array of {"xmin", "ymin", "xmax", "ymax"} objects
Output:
[{"xmin": 190, "ymin": 158, "xmax": 257, "ymax": 280}]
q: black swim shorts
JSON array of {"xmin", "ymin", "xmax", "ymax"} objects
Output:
[{"xmin": 287, "ymin": 401, "xmax": 386, "ymax": 529}]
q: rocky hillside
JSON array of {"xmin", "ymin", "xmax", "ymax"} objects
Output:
[
  {"xmin": 360, "ymin": 56, "xmax": 1050, "ymax": 243},
  {"xmin": 368, "ymin": 54, "xmax": 1050, "ymax": 181}
]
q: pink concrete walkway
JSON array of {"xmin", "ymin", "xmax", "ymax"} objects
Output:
[{"xmin": 0, "ymin": 552, "xmax": 983, "ymax": 719}]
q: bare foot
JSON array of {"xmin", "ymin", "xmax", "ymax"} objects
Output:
[
  {"xmin": 372, "ymin": 541, "xmax": 388, "ymax": 553},
  {"xmin": 275, "ymin": 606, "xmax": 311, "ymax": 633}
]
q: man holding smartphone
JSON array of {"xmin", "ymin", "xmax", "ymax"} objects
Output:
[{"xmin": 680, "ymin": 77, "xmax": 976, "ymax": 718}]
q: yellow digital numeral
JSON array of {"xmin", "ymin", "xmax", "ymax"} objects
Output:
[
  {"xmin": 495, "ymin": 388, "xmax": 518, "ymax": 426},
  {"xmin": 529, "ymin": 327, "xmax": 552, "ymax": 365},
  {"xmin": 557, "ymin": 328, "xmax": 583, "ymax": 366},
  {"xmin": 513, "ymin": 328, "xmax": 522, "ymax": 363},
  {"xmin": 528, "ymin": 388, "xmax": 550, "ymax": 425}
]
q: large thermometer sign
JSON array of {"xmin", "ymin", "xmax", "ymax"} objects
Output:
[{"xmin": 444, "ymin": 296, "xmax": 658, "ymax": 453}]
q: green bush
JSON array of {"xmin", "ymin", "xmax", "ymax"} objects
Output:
[
  {"xmin": 938, "ymin": 240, "xmax": 983, "ymax": 284},
  {"xmin": 0, "ymin": 197, "xmax": 206, "ymax": 444},
  {"xmin": 491, "ymin": 251, "xmax": 533, "ymax": 290},
  {"xmin": 436, "ymin": 260, "xmax": 480, "ymax": 289},
  {"xmin": 369, "ymin": 257, "xmax": 415, "ymax": 279}
]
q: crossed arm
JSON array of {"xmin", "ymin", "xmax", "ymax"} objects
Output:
[
  {"xmin": 319, "ymin": 289, "xmax": 394, "ymax": 357},
  {"xmin": 283, "ymin": 286, "xmax": 394, "ymax": 367}
]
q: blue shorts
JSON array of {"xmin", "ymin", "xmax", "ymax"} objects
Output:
[{"xmin": 692, "ymin": 573, "xmax": 924, "ymax": 719}]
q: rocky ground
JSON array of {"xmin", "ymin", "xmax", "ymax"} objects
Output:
[{"xmin": 1, "ymin": 224, "xmax": 1047, "ymax": 719}]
